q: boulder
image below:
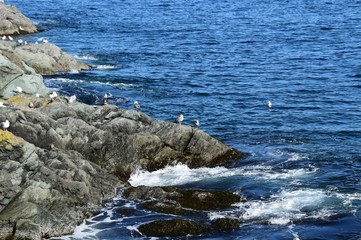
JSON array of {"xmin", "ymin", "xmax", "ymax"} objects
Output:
[
  {"xmin": 0, "ymin": 53, "xmax": 48, "ymax": 99},
  {"xmin": 0, "ymin": 129, "xmax": 122, "ymax": 240},
  {"xmin": 0, "ymin": 40, "xmax": 91, "ymax": 99},
  {"xmin": 0, "ymin": 3, "xmax": 38, "ymax": 35}
]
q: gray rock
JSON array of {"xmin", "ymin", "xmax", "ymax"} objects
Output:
[
  {"xmin": 0, "ymin": 3, "xmax": 38, "ymax": 35},
  {"xmin": 0, "ymin": 53, "xmax": 48, "ymax": 99},
  {"xmin": 0, "ymin": 129, "xmax": 121, "ymax": 240},
  {"xmin": 0, "ymin": 40, "xmax": 91, "ymax": 99}
]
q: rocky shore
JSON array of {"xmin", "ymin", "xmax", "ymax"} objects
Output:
[{"xmin": 0, "ymin": 2, "xmax": 245, "ymax": 239}]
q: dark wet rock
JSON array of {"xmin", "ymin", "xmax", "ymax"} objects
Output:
[
  {"xmin": 137, "ymin": 219, "xmax": 212, "ymax": 237},
  {"xmin": 0, "ymin": 3, "xmax": 38, "ymax": 35},
  {"xmin": 124, "ymin": 186, "xmax": 244, "ymax": 211},
  {"xmin": 211, "ymin": 218, "xmax": 242, "ymax": 231},
  {"xmin": 141, "ymin": 200, "xmax": 197, "ymax": 216}
]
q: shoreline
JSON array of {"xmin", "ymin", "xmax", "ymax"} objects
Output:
[{"xmin": 0, "ymin": 2, "xmax": 245, "ymax": 239}]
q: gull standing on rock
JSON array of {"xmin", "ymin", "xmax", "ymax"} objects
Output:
[
  {"xmin": 13, "ymin": 86, "xmax": 23, "ymax": 94},
  {"xmin": 1, "ymin": 120, "xmax": 10, "ymax": 131},
  {"xmin": 0, "ymin": 102, "xmax": 6, "ymax": 108},
  {"xmin": 65, "ymin": 95, "xmax": 77, "ymax": 104},
  {"xmin": 102, "ymin": 93, "xmax": 112, "ymax": 105},
  {"xmin": 133, "ymin": 101, "xmax": 141, "ymax": 111},
  {"xmin": 2, "ymin": 36, "xmax": 6, "ymax": 41},
  {"xmin": 193, "ymin": 120, "xmax": 200, "ymax": 128},
  {"xmin": 8, "ymin": 36, "xmax": 13, "ymax": 41},
  {"xmin": 49, "ymin": 91, "xmax": 58, "ymax": 102},
  {"xmin": 176, "ymin": 114, "xmax": 184, "ymax": 125}
]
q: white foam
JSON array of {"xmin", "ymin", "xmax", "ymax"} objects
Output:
[
  {"xmin": 128, "ymin": 163, "xmax": 317, "ymax": 187},
  {"xmin": 45, "ymin": 77, "xmax": 134, "ymax": 88},
  {"xmin": 95, "ymin": 64, "xmax": 117, "ymax": 70},
  {"xmin": 210, "ymin": 189, "xmax": 330, "ymax": 225},
  {"xmin": 128, "ymin": 164, "xmax": 236, "ymax": 187},
  {"xmin": 75, "ymin": 54, "xmax": 98, "ymax": 60}
]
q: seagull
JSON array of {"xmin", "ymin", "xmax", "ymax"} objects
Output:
[
  {"xmin": 28, "ymin": 102, "xmax": 34, "ymax": 108},
  {"xmin": 268, "ymin": 100, "xmax": 272, "ymax": 108},
  {"xmin": 176, "ymin": 114, "xmax": 184, "ymax": 125},
  {"xmin": 65, "ymin": 95, "xmax": 77, "ymax": 104},
  {"xmin": 49, "ymin": 91, "xmax": 58, "ymax": 102},
  {"xmin": 133, "ymin": 101, "xmax": 141, "ymax": 111},
  {"xmin": 17, "ymin": 39, "xmax": 23, "ymax": 45},
  {"xmin": 193, "ymin": 120, "xmax": 200, "ymax": 128},
  {"xmin": 1, "ymin": 120, "xmax": 10, "ymax": 131},
  {"xmin": 102, "ymin": 93, "xmax": 112, "ymax": 105},
  {"xmin": 0, "ymin": 102, "xmax": 6, "ymax": 108},
  {"xmin": 43, "ymin": 38, "xmax": 49, "ymax": 43},
  {"xmin": 13, "ymin": 86, "xmax": 23, "ymax": 93},
  {"xmin": 19, "ymin": 26, "xmax": 24, "ymax": 31},
  {"xmin": 2, "ymin": 36, "xmax": 6, "ymax": 40},
  {"xmin": 8, "ymin": 36, "xmax": 13, "ymax": 41}
]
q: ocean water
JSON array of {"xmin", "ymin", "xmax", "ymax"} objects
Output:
[{"xmin": 6, "ymin": 0, "xmax": 361, "ymax": 239}]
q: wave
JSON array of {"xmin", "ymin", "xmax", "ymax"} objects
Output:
[
  {"xmin": 209, "ymin": 188, "xmax": 342, "ymax": 226},
  {"xmin": 128, "ymin": 163, "xmax": 317, "ymax": 187},
  {"xmin": 94, "ymin": 65, "xmax": 117, "ymax": 70},
  {"xmin": 45, "ymin": 77, "xmax": 134, "ymax": 87},
  {"xmin": 75, "ymin": 54, "xmax": 99, "ymax": 61}
]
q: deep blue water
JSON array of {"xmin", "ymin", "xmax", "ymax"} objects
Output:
[{"xmin": 6, "ymin": 0, "xmax": 361, "ymax": 239}]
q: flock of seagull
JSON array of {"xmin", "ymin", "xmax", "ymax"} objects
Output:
[
  {"xmin": 1, "ymin": 35, "xmax": 49, "ymax": 45},
  {"xmin": 0, "ymin": 85, "xmax": 274, "ymax": 132}
]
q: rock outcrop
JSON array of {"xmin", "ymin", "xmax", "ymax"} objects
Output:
[
  {"xmin": 0, "ymin": 96, "xmax": 244, "ymax": 239},
  {"xmin": 0, "ymin": 40, "xmax": 91, "ymax": 99},
  {"xmin": 0, "ymin": 129, "xmax": 121, "ymax": 239},
  {"xmin": 0, "ymin": 3, "xmax": 38, "ymax": 35}
]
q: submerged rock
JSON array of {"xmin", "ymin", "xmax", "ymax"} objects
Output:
[
  {"xmin": 211, "ymin": 218, "xmax": 242, "ymax": 231},
  {"xmin": 0, "ymin": 3, "xmax": 38, "ymax": 35},
  {"xmin": 124, "ymin": 186, "xmax": 244, "ymax": 211},
  {"xmin": 138, "ymin": 219, "xmax": 212, "ymax": 237}
]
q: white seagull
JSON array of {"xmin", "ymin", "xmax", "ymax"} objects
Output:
[
  {"xmin": 133, "ymin": 101, "xmax": 141, "ymax": 111},
  {"xmin": 193, "ymin": 120, "xmax": 200, "ymax": 128},
  {"xmin": 1, "ymin": 120, "xmax": 10, "ymax": 131},
  {"xmin": 49, "ymin": 91, "xmax": 58, "ymax": 102},
  {"xmin": 65, "ymin": 95, "xmax": 77, "ymax": 104},
  {"xmin": 268, "ymin": 100, "xmax": 272, "ymax": 108},
  {"xmin": 13, "ymin": 86, "xmax": 23, "ymax": 93},
  {"xmin": 0, "ymin": 102, "xmax": 6, "ymax": 108},
  {"xmin": 176, "ymin": 114, "xmax": 184, "ymax": 125},
  {"xmin": 102, "ymin": 93, "xmax": 112, "ymax": 105},
  {"xmin": 2, "ymin": 36, "xmax": 6, "ymax": 40},
  {"xmin": 8, "ymin": 36, "xmax": 13, "ymax": 41}
]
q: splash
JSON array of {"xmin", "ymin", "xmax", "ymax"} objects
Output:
[{"xmin": 128, "ymin": 163, "xmax": 317, "ymax": 187}]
